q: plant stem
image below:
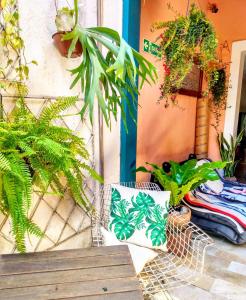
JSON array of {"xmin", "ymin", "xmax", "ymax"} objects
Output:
[
  {"xmin": 74, "ymin": 0, "xmax": 79, "ymax": 26},
  {"xmin": 0, "ymin": 94, "xmax": 3, "ymax": 121}
]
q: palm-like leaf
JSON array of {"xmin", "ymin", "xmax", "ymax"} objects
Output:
[{"xmin": 63, "ymin": 25, "xmax": 157, "ymax": 128}]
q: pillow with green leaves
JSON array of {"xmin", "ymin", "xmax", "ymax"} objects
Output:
[{"xmin": 108, "ymin": 184, "xmax": 170, "ymax": 251}]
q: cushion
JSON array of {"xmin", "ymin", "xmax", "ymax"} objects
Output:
[
  {"xmin": 109, "ymin": 184, "xmax": 170, "ymax": 251},
  {"xmin": 101, "ymin": 227, "xmax": 158, "ymax": 274},
  {"xmin": 203, "ymin": 179, "xmax": 224, "ymax": 194}
]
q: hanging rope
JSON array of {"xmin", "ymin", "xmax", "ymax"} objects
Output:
[{"xmin": 186, "ymin": 0, "xmax": 191, "ymax": 16}]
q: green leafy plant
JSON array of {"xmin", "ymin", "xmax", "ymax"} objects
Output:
[
  {"xmin": 136, "ymin": 159, "xmax": 226, "ymax": 207},
  {"xmin": 0, "ymin": 96, "xmax": 102, "ymax": 252},
  {"xmin": 218, "ymin": 128, "xmax": 245, "ymax": 177},
  {"xmin": 0, "ymin": 0, "xmax": 37, "ymax": 93},
  {"xmin": 206, "ymin": 61, "xmax": 228, "ymax": 131},
  {"xmin": 55, "ymin": 0, "xmax": 158, "ymax": 128},
  {"xmin": 151, "ymin": 4, "xmax": 217, "ymax": 106}
]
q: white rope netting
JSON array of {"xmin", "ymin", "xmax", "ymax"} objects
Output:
[{"xmin": 91, "ymin": 182, "xmax": 214, "ymax": 298}]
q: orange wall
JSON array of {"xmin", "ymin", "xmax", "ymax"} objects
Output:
[
  {"xmin": 137, "ymin": 0, "xmax": 246, "ymax": 181},
  {"xmin": 203, "ymin": 0, "xmax": 246, "ymax": 159},
  {"xmin": 137, "ymin": 0, "xmax": 197, "ymax": 181}
]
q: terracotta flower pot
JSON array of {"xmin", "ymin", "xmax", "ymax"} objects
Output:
[
  {"xmin": 168, "ymin": 205, "xmax": 191, "ymax": 228},
  {"xmin": 52, "ymin": 31, "xmax": 83, "ymax": 58},
  {"xmin": 167, "ymin": 228, "xmax": 192, "ymax": 257}
]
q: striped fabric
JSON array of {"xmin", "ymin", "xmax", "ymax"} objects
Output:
[{"xmin": 184, "ymin": 192, "xmax": 246, "ymax": 228}]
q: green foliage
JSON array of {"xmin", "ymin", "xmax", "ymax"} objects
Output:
[
  {"xmin": 0, "ymin": 97, "xmax": 102, "ymax": 252},
  {"xmin": 207, "ymin": 66, "xmax": 228, "ymax": 131},
  {"xmin": 152, "ymin": 4, "xmax": 217, "ymax": 104},
  {"xmin": 136, "ymin": 159, "xmax": 226, "ymax": 207},
  {"xmin": 55, "ymin": 0, "xmax": 158, "ymax": 129},
  {"xmin": 209, "ymin": 68, "xmax": 226, "ymax": 105},
  {"xmin": 0, "ymin": 0, "xmax": 37, "ymax": 92},
  {"xmin": 218, "ymin": 128, "xmax": 245, "ymax": 177}
]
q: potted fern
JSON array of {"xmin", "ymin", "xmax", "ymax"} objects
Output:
[
  {"xmin": 0, "ymin": 96, "xmax": 102, "ymax": 252},
  {"xmin": 52, "ymin": 0, "xmax": 157, "ymax": 128}
]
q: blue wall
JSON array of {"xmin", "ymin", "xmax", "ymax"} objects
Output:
[{"xmin": 120, "ymin": 0, "xmax": 141, "ymax": 182}]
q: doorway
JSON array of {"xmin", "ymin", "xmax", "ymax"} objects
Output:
[{"xmin": 224, "ymin": 41, "xmax": 246, "ymax": 181}]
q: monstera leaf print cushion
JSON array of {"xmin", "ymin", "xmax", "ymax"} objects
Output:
[{"xmin": 108, "ymin": 184, "xmax": 170, "ymax": 251}]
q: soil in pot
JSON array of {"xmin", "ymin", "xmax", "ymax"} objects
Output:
[
  {"xmin": 168, "ymin": 205, "xmax": 191, "ymax": 229},
  {"xmin": 167, "ymin": 228, "xmax": 193, "ymax": 257},
  {"xmin": 52, "ymin": 32, "xmax": 83, "ymax": 58}
]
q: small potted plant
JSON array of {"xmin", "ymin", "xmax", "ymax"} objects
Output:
[
  {"xmin": 218, "ymin": 129, "xmax": 245, "ymax": 181},
  {"xmin": 151, "ymin": 4, "xmax": 218, "ymax": 106},
  {"xmin": 137, "ymin": 159, "xmax": 226, "ymax": 255},
  {"xmin": 52, "ymin": 7, "xmax": 82, "ymax": 58}
]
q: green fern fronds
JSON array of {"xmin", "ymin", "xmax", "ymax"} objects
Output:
[{"xmin": 0, "ymin": 96, "xmax": 102, "ymax": 252}]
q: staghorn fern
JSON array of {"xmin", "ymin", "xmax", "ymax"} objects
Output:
[
  {"xmin": 61, "ymin": 0, "xmax": 158, "ymax": 129},
  {"xmin": 0, "ymin": 96, "xmax": 102, "ymax": 252}
]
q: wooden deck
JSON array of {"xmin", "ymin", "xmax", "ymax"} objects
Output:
[{"xmin": 0, "ymin": 245, "xmax": 143, "ymax": 300}]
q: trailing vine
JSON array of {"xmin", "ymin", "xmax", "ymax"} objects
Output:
[
  {"xmin": 151, "ymin": 4, "xmax": 218, "ymax": 107},
  {"xmin": 0, "ymin": 0, "xmax": 37, "ymax": 96},
  {"xmin": 206, "ymin": 41, "xmax": 230, "ymax": 131}
]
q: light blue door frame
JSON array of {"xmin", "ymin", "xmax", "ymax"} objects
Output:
[{"xmin": 120, "ymin": 0, "xmax": 141, "ymax": 182}]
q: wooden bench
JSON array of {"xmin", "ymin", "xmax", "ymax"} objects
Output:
[{"xmin": 0, "ymin": 245, "xmax": 143, "ymax": 300}]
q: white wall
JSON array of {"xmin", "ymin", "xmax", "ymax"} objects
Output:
[
  {"xmin": 18, "ymin": 0, "xmax": 122, "ymax": 184},
  {"xmin": 101, "ymin": 0, "xmax": 122, "ymax": 184},
  {"xmin": 224, "ymin": 41, "xmax": 246, "ymax": 139},
  {"xmin": 18, "ymin": 0, "xmax": 97, "ymax": 97},
  {"xmin": 0, "ymin": 0, "xmax": 100, "ymax": 254}
]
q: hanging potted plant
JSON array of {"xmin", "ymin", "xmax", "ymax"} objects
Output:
[
  {"xmin": 206, "ymin": 51, "xmax": 229, "ymax": 131},
  {"xmin": 136, "ymin": 159, "xmax": 226, "ymax": 255},
  {"xmin": 151, "ymin": 4, "xmax": 218, "ymax": 106},
  {"xmin": 52, "ymin": 7, "xmax": 82, "ymax": 58},
  {"xmin": 52, "ymin": 0, "xmax": 158, "ymax": 129}
]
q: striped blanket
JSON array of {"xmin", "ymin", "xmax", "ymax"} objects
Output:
[
  {"xmin": 185, "ymin": 192, "xmax": 246, "ymax": 228},
  {"xmin": 185, "ymin": 159, "xmax": 246, "ymax": 228}
]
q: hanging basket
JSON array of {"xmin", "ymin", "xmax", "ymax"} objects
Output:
[{"xmin": 52, "ymin": 31, "xmax": 83, "ymax": 58}]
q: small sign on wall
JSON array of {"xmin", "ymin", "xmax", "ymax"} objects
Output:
[{"xmin": 143, "ymin": 39, "xmax": 161, "ymax": 58}]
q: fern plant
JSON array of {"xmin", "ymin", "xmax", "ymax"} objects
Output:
[
  {"xmin": 0, "ymin": 96, "xmax": 102, "ymax": 252},
  {"xmin": 136, "ymin": 159, "xmax": 226, "ymax": 207}
]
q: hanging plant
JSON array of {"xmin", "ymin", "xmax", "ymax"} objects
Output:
[
  {"xmin": 52, "ymin": 0, "xmax": 158, "ymax": 128},
  {"xmin": 151, "ymin": 4, "xmax": 218, "ymax": 106},
  {"xmin": 206, "ymin": 41, "xmax": 230, "ymax": 131}
]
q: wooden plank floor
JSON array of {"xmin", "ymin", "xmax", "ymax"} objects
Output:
[{"xmin": 0, "ymin": 245, "xmax": 143, "ymax": 300}]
